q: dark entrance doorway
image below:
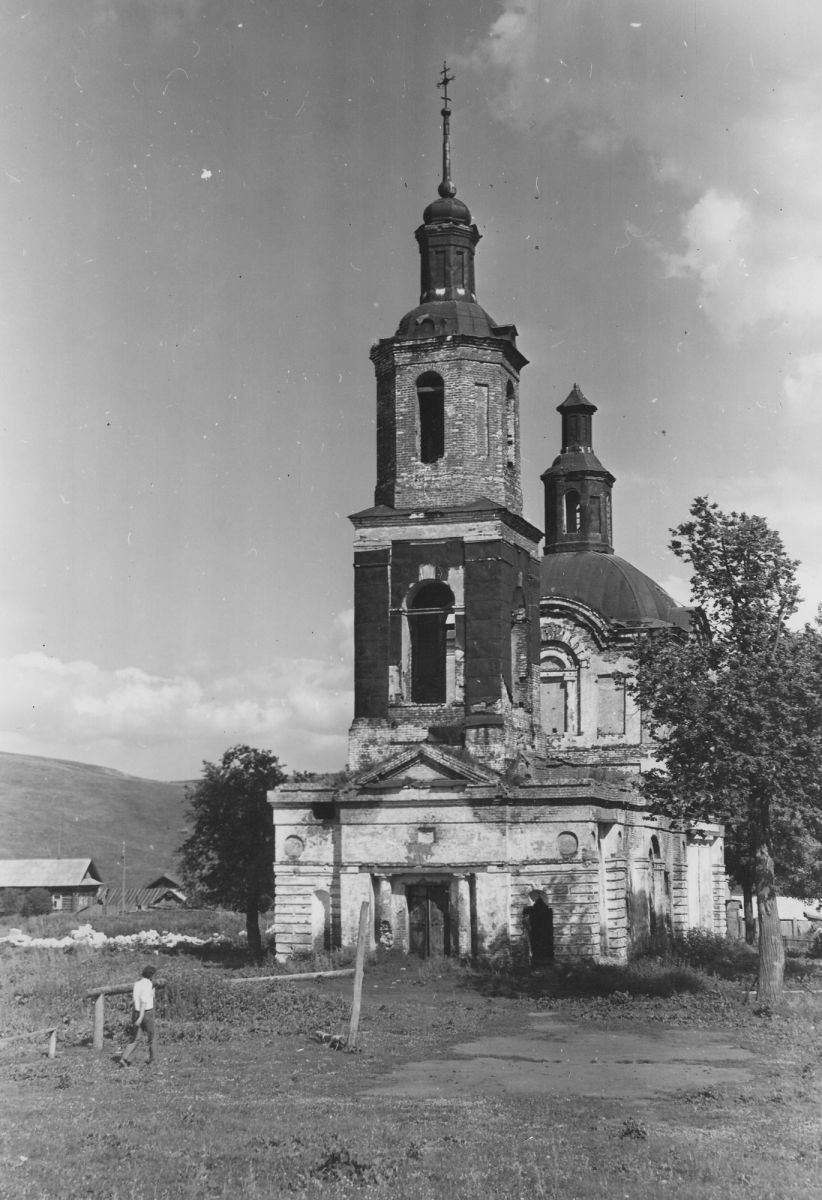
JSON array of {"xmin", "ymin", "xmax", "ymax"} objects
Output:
[
  {"xmin": 407, "ymin": 884, "xmax": 451, "ymax": 957},
  {"xmin": 524, "ymin": 895, "xmax": 554, "ymax": 964}
]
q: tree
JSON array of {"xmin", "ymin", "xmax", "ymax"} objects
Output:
[
  {"xmin": 632, "ymin": 497, "xmax": 822, "ymax": 1005},
  {"xmin": 20, "ymin": 887, "xmax": 53, "ymax": 916},
  {"xmin": 177, "ymin": 745, "xmax": 286, "ymax": 960}
]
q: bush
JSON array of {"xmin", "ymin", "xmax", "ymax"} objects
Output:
[
  {"xmin": 666, "ymin": 929, "xmax": 757, "ymax": 979},
  {"xmin": 20, "ymin": 888, "xmax": 53, "ymax": 917}
]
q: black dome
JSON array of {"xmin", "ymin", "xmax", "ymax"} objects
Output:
[
  {"xmin": 541, "ymin": 551, "xmax": 691, "ymax": 630},
  {"xmin": 423, "ymin": 195, "xmax": 473, "ymax": 225},
  {"xmin": 396, "ymin": 299, "xmax": 499, "ymax": 340}
]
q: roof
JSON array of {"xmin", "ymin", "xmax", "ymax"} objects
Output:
[
  {"xmin": 541, "ymin": 552, "xmax": 692, "ymax": 630},
  {"xmin": 100, "ymin": 885, "xmax": 186, "ymax": 910},
  {"xmin": 395, "ymin": 300, "xmax": 513, "ymax": 342},
  {"xmin": 0, "ymin": 858, "xmax": 103, "ymax": 889}
]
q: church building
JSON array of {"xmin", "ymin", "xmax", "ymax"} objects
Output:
[{"xmin": 269, "ymin": 73, "xmax": 726, "ymax": 964}]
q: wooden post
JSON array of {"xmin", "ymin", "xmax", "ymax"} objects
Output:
[
  {"xmin": 347, "ymin": 900, "xmax": 370, "ymax": 1051},
  {"xmin": 93, "ymin": 993, "xmax": 105, "ymax": 1051},
  {"xmin": 47, "ymin": 1030, "xmax": 57, "ymax": 1059}
]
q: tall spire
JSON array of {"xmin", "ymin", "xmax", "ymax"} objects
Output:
[{"xmin": 438, "ymin": 61, "xmax": 456, "ymax": 199}]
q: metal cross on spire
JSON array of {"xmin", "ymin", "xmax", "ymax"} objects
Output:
[
  {"xmin": 438, "ymin": 60, "xmax": 456, "ymax": 198},
  {"xmin": 438, "ymin": 60, "xmax": 454, "ymax": 110}
]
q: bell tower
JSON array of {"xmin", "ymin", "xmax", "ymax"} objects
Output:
[{"xmin": 348, "ymin": 66, "xmax": 544, "ymax": 772}]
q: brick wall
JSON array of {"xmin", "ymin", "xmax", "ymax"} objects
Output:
[{"xmin": 371, "ymin": 338, "xmax": 523, "ymax": 513}]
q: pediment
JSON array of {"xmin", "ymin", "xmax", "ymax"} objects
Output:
[{"xmin": 355, "ymin": 745, "xmax": 500, "ymax": 790}]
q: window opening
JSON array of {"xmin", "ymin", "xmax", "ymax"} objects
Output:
[
  {"xmin": 564, "ymin": 489, "xmax": 581, "ymax": 533},
  {"xmin": 540, "ymin": 646, "xmax": 580, "ymax": 735},
  {"xmin": 475, "ymin": 382, "xmax": 489, "ymax": 456},
  {"xmin": 505, "ymin": 380, "xmax": 516, "ymax": 468},
  {"xmin": 409, "ymin": 581, "xmax": 454, "ymax": 703},
  {"xmin": 417, "ymin": 372, "xmax": 445, "ymax": 463}
]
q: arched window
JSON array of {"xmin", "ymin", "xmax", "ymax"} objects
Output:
[
  {"xmin": 408, "ymin": 581, "xmax": 454, "ymax": 703},
  {"xmin": 540, "ymin": 645, "xmax": 580, "ymax": 735},
  {"xmin": 417, "ymin": 372, "xmax": 445, "ymax": 463},
  {"xmin": 564, "ymin": 489, "xmax": 581, "ymax": 533}
]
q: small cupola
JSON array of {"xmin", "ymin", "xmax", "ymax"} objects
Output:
[
  {"xmin": 541, "ymin": 384, "xmax": 615, "ymax": 555},
  {"xmin": 414, "ymin": 63, "xmax": 480, "ymax": 305}
]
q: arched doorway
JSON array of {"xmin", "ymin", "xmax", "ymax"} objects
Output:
[{"xmin": 524, "ymin": 893, "xmax": 554, "ymax": 964}]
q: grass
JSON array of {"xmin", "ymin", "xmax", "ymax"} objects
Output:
[
  {"xmin": 0, "ymin": 749, "xmax": 189, "ymax": 885},
  {"xmin": 2, "ymin": 931, "xmax": 822, "ymax": 1199}
]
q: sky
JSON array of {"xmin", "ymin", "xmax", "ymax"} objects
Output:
[{"xmin": 1, "ymin": 0, "xmax": 821, "ymax": 782}]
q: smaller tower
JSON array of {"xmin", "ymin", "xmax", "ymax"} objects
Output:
[{"xmin": 541, "ymin": 384, "xmax": 615, "ymax": 555}]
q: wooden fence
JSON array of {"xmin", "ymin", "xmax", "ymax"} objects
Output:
[
  {"xmin": 84, "ymin": 982, "xmax": 166, "ymax": 1051},
  {"xmin": 0, "ymin": 1027, "xmax": 57, "ymax": 1058}
]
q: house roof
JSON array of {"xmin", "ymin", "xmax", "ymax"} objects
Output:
[
  {"xmin": 0, "ymin": 858, "xmax": 103, "ymax": 889},
  {"xmin": 100, "ymin": 885, "xmax": 186, "ymax": 909},
  {"xmin": 145, "ymin": 873, "xmax": 183, "ymax": 890}
]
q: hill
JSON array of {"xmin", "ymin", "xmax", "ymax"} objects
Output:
[{"xmin": 0, "ymin": 752, "xmax": 192, "ymax": 887}]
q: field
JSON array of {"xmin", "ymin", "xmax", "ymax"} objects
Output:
[{"xmin": 2, "ymin": 914, "xmax": 821, "ymax": 1200}]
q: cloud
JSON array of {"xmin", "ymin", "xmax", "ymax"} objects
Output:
[
  {"xmin": 0, "ymin": 618, "xmax": 355, "ymax": 780},
  {"xmin": 784, "ymin": 353, "xmax": 822, "ymax": 422},
  {"xmin": 461, "ymin": 1, "xmax": 822, "ymax": 338}
]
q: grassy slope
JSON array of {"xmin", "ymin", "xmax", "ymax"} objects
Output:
[{"xmin": 0, "ymin": 751, "xmax": 191, "ymax": 886}]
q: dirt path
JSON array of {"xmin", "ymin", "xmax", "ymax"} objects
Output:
[{"xmin": 365, "ymin": 1010, "xmax": 755, "ymax": 1099}]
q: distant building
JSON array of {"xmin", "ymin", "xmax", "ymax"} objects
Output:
[
  {"xmin": 99, "ymin": 875, "xmax": 186, "ymax": 913},
  {"xmin": 268, "ymin": 76, "xmax": 726, "ymax": 964},
  {"xmin": 0, "ymin": 858, "xmax": 103, "ymax": 912}
]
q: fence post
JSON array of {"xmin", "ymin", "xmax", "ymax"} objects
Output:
[
  {"xmin": 347, "ymin": 901, "xmax": 370, "ymax": 1051},
  {"xmin": 93, "ymin": 993, "xmax": 105, "ymax": 1051}
]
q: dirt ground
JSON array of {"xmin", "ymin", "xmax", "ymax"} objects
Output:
[{"xmin": 367, "ymin": 1012, "xmax": 756, "ymax": 1099}]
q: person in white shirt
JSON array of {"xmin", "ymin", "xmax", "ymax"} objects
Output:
[{"xmin": 118, "ymin": 965, "xmax": 157, "ymax": 1067}]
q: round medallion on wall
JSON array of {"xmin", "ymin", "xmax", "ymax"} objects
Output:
[
  {"xmin": 557, "ymin": 831, "xmax": 579, "ymax": 859},
  {"xmin": 283, "ymin": 835, "xmax": 305, "ymax": 860}
]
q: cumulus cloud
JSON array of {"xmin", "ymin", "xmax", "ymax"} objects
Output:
[
  {"xmin": 0, "ymin": 614, "xmax": 354, "ymax": 779},
  {"xmin": 461, "ymin": 1, "xmax": 822, "ymax": 338},
  {"xmin": 783, "ymin": 353, "xmax": 822, "ymax": 422}
]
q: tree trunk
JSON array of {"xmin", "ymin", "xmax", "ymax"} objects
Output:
[
  {"xmin": 742, "ymin": 883, "xmax": 756, "ymax": 945},
  {"xmin": 245, "ymin": 895, "xmax": 263, "ymax": 962},
  {"xmin": 755, "ymin": 841, "xmax": 784, "ymax": 1006}
]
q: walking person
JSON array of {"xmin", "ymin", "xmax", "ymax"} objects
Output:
[{"xmin": 119, "ymin": 965, "xmax": 157, "ymax": 1067}]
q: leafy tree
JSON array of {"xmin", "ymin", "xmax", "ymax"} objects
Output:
[
  {"xmin": 20, "ymin": 887, "xmax": 53, "ymax": 916},
  {"xmin": 177, "ymin": 745, "xmax": 286, "ymax": 960},
  {"xmin": 632, "ymin": 497, "xmax": 822, "ymax": 1005}
]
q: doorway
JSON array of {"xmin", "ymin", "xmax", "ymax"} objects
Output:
[
  {"xmin": 525, "ymin": 895, "xmax": 554, "ymax": 964},
  {"xmin": 407, "ymin": 884, "xmax": 451, "ymax": 957}
]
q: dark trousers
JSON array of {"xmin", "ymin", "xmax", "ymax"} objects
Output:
[{"xmin": 121, "ymin": 1010, "xmax": 155, "ymax": 1063}]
